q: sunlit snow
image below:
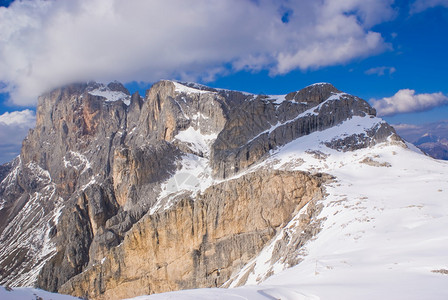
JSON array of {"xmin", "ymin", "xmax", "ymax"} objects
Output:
[
  {"xmin": 174, "ymin": 127, "xmax": 217, "ymax": 156},
  {"xmin": 128, "ymin": 114, "xmax": 448, "ymax": 300},
  {"xmin": 172, "ymin": 81, "xmax": 213, "ymax": 95},
  {"xmin": 88, "ymin": 88, "xmax": 130, "ymax": 105},
  {"xmin": 0, "ymin": 286, "xmax": 81, "ymax": 300}
]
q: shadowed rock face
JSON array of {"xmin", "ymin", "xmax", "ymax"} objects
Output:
[
  {"xmin": 0, "ymin": 80, "xmax": 400, "ymax": 299},
  {"xmin": 210, "ymin": 83, "xmax": 397, "ymax": 178}
]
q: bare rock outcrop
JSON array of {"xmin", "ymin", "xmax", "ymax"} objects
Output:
[
  {"xmin": 59, "ymin": 170, "xmax": 324, "ymax": 300},
  {"xmin": 210, "ymin": 83, "xmax": 397, "ymax": 178}
]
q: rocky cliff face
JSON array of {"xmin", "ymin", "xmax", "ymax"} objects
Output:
[
  {"xmin": 59, "ymin": 170, "xmax": 324, "ymax": 300},
  {"xmin": 0, "ymin": 80, "xmax": 401, "ymax": 299}
]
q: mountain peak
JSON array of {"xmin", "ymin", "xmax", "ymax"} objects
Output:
[
  {"xmin": 285, "ymin": 82, "xmax": 341, "ymax": 103},
  {"xmin": 106, "ymin": 81, "xmax": 130, "ymax": 95},
  {"xmin": 307, "ymin": 82, "xmax": 335, "ymax": 88}
]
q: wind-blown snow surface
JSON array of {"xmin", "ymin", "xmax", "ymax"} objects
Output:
[
  {"xmin": 0, "ymin": 286, "xmax": 81, "ymax": 300},
  {"xmin": 129, "ymin": 118, "xmax": 448, "ymax": 299}
]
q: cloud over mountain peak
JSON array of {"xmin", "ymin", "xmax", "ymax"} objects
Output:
[{"xmin": 0, "ymin": 0, "xmax": 395, "ymax": 105}]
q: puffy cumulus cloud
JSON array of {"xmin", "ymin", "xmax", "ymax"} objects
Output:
[
  {"xmin": 365, "ymin": 66, "xmax": 396, "ymax": 76},
  {"xmin": 411, "ymin": 0, "xmax": 448, "ymax": 13},
  {"xmin": 273, "ymin": 0, "xmax": 395, "ymax": 74},
  {"xmin": 370, "ymin": 89, "xmax": 448, "ymax": 116},
  {"xmin": 0, "ymin": 108, "xmax": 36, "ymax": 127},
  {"xmin": 0, "ymin": 0, "xmax": 395, "ymax": 105},
  {"xmin": 0, "ymin": 109, "xmax": 36, "ymax": 163}
]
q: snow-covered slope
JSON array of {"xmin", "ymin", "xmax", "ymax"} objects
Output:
[
  {"xmin": 2, "ymin": 80, "xmax": 446, "ymax": 299},
  {"xmin": 129, "ymin": 117, "xmax": 448, "ymax": 300},
  {"xmin": 0, "ymin": 286, "xmax": 81, "ymax": 300}
]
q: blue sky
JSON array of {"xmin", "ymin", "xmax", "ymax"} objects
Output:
[{"xmin": 0, "ymin": 0, "xmax": 447, "ymax": 163}]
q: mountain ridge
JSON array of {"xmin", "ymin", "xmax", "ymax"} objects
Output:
[
  {"xmin": 393, "ymin": 121, "xmax": 448, "ymax": 160},
  {"xmin": 0, "ymin": 80, "xmax": 408, "ymax": 299}
]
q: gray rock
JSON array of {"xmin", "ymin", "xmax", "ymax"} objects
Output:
[{"xmin": 0, "ymin": 80, "xmax": 402, "ymax": 298}]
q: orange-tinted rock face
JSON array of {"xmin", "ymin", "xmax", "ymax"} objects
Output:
[{"xmin": 59, "ymin": 169, "xmax": 324, "ymax": 300}]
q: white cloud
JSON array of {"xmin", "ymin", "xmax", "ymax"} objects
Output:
[
  {"xmin": 0, "ymin": 109, "xmax": 36, "ymax": 164},
  {"xmin": 370, "ymin": 89, "xmax": 448, "ymax": 116},
  {"xmin": 0, "ymin": 0, "xmax": 395, "ymax": 105},
  {"xmin": 365, "ymin": 66, "xmax": 396, "ymax": 76},
  {"xmin": 392, "ymin": 123, "xmax": 420, "ymax": 130},
  {"xmin": 411, "ymin": 0, "xmax": 448, "ymax": 13},
  {"xmin": 0, "ymin": 108, "xmax": 36, "ymax": 127}
]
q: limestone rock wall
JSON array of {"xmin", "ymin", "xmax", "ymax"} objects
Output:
[{"xmin": 59, "ymin": 170, "xmax": 324, "ymax": 300}]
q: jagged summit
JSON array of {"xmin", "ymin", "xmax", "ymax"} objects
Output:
[
  {"xmin": 171, "ymin": 81, "xmax": 221, "ymax": 93},
  {"xmin": 0, "ymin": 79, "xmax": 406, "ymax": 299},
  {"xmin": 171, "ymin": 80, "xmax": 342, "ymax": 104},
  {"xmin": 37, "ymin": 79, "xmax": 354, "ymax": 111},
  {"xmin": 85, "ymin": 80, "xmax": 130, "ymax": 94},
  {"xmin": 307, "ymin": 82, "xmax": 333, "ymax": 86},
  {"xmin": 285, "ymin": 82, "xmax": 341, "ymax": 103}
]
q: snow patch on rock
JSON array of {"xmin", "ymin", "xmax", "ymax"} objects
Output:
[
  {"xmin": 173, "ymin": 81, "xmax": 213, "ymax": 95},
  {"xmin": 89, "ymin": 87, "xmax": 130, "ymax": 105},
  {"xmin": 174, "ymin": 127, "xmax": 217, "ymax": 157}
]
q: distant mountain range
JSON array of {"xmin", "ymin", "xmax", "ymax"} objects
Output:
[{"xmin": 393, "ymin": 121, "xmax": 448, "ymax": 160}]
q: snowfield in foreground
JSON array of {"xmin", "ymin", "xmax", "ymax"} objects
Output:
[
  {"xmin": 128, "ymin": 130, "xmax": 448, "ymax": 299},
  {"xmin": 0, "ymin": 286, "xmax": 80, "ymax": 300}
]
